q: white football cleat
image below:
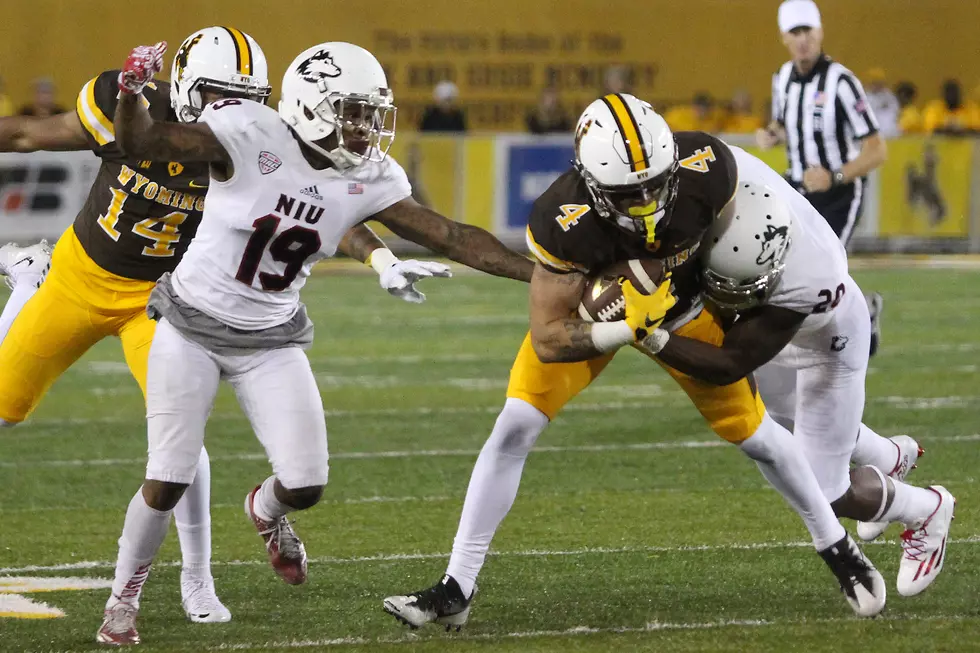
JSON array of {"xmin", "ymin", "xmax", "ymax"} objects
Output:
[
  {"xmin": 0, "ymin": 240, "xmax": 51, "ymax": 290},
  {"xmin": 181, "ymin": 576, "xmax": 232, "ymax": 623},
  {"xmin": 857, "ymin": 435, "xmax": 923, "ymax": 541},
  {"xmin": 897, "ymin": 485, "xmax": 955, "ymax": 597}
]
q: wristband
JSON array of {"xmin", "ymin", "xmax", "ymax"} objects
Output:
[
  {"xmin": 640, "ymin": 328, "xmax": 670, "ymax": 354},
  {"xmin": 367, "ymin": 248, "xmax": 398, "ymax": 275},
  {"xmin": 590, "ymin": 321, "xmax": 635, "ymax": 352}
]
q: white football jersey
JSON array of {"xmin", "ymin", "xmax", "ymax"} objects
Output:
[
  {"xmin": 731, "ymin": 146, "xmax": 855, "ymax": 344},
  {"xmin": 172, "ymin": 100, "xmax": 412, "ymax": 330}
]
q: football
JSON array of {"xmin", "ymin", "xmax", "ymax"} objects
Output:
[{"xmin": 577, "ymin": 258, "xmax": 666, "ymax": 322}]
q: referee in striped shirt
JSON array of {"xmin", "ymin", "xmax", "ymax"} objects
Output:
[{"xmin": 757, "ymin": 0, "xmax": 888, "ymax": 355}]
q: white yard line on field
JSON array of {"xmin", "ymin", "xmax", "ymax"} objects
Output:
[
  {"xmin": 17, "ymin": 390, "xmax": 980, "ymax": 433},
  {"xmin": 3, "ymin": 535, "xmax": 979, "ymax": 575},
  {"xmin": 3, "ymin": 433, "xmax": 979, "ymax": 470},
  {"xmin": 204, "ymin": 613, "xmax": 978, "ymax": 650}
]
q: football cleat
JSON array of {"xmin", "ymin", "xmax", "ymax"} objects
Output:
[
  {"xmin": 181, "ymin": 576, "xmax": 232, "ymax": 623},
  {"xmin": 868, "ymin": 292, "xmax": 883, "ymax": 356},
  {"xmin": 383, "ymin": 575, "xmax": 475, "ymax": 631},
  {"xmin": 897, "ymin": 486, "xmax": 955, "ymax": 597},
  {"xmin": 96, "ymin": 602, "xmax": 140, "ymax": 646},
  {"xmin": 818, "ymin": 534, "xmax": 886, "ymax": 618},
  {"xmin": 857, "ymin": 435, "xmax": 924, "ymax": 541},
  {"xmin": 244, "ymin": 485, "xmax": 308, "ymax": 585},
  {"xmin": 0, "ymin": 240, "xmax": 51, "ymax": 290}
]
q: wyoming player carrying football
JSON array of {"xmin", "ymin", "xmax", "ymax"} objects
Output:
[
  {"xmin": 384, "ymin": 93, "xmax": 885, "ymax": 628},
  {"xmin": 0, "ymin": 27, "xmax": 275, "ymax": 626}
]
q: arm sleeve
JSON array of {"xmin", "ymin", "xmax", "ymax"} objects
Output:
[
  {"xmin": 198, "ymin": 99, "xmax": 260, "ymax": 166},
  {"xmin": 525, "ymin": 202, "xmax": 579, "ymax": 273},
  {"xmin": 75, "ymin": 70, "xmax": 120, "ymax": 152},
  {"xmin": 836, "ymin": 73, "xmax": 879, "ymax": 139},
  {"xmin": 771, "ymin": 72, "xmax": 784, "ymax": 125},
  {"xmin": 361, "ymin": 156, "xmax": 414, "ymax": 216}
]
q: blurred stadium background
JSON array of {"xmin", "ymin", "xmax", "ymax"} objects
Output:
[
  {"xmin": 1, "ymin": 2, "xmax": 979, "ymax": 652},
  {"xmin": 1, "ymin": 0, "xmax": 978, "ymax": 252}
]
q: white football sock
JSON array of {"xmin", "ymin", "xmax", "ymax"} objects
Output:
[
  {"xmin": 851, "ymin": 424, "xmax": 900, "ymax": 471},
  {"xmin": 251, "ymin": 475, "xmax": 292, "ymax": 523},
  {"xmin": 446, "ymin": 398, "xmax": 549, "ymax": 598},
  {"xmin": 739, "ymin": 413, "xmax": 846, "ymax": 551},
  {"xmin": 878, "ymin": 480, "xmax": 941, "ymax": 526},
  {"xmin": 106, "ymin": 489, "xmax": 172, "ymax": 610},
  {"xmin": 175, "ymin": 447, "xmax": 212, "ymax": 580},
  {"xmin": 0, "ymin": 283, "xmax": 37, "ymax": 345}
]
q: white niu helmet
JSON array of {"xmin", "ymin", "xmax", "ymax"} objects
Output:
[
  {"xmin": 278, "ymin": 42, "xmax": 396, "ymax": 171},
  {"xmin": 574, "ymin": 93, "xmax": 678, "ymax": 245},
  {"xmin": 170, "ymin": 26, "xmax": 271, "ymax": 123},
  {"xmin": 702, "ymin": 180, "xmax": 794, "ymax": 310}
]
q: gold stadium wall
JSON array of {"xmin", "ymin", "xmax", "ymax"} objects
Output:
[{"xmin": 2, "ymin": 0, "xmax": 976, "ymax": 130}]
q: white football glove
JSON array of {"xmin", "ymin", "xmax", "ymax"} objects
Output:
[{"xmin": 379, "ymin": 259, "xmax": 452, "ymax": 303}]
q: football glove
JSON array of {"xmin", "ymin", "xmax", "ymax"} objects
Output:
[
  {"xmin": 118, "ymin": 42, "xmax": 167, "ymax": 95},
  {"xmin": 621, "ymin": 274, "xmax": 676, "ymax": 341},
  {"xmin": 379, "ymin": 259, "xmax": 452, "ymax": 304}
]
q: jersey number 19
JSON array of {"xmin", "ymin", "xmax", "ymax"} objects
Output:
[{"xmin": 235, "ymin": 215, "xmax": 321, "ymax": 291}]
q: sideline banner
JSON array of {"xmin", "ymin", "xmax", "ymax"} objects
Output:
[
  {"xmin": 493, "ymin": 135, "xmax": 574, "ymax": 232},
  {"xmin": 0, "ymin": 151, "xmax": 100, "ymax": 241},
  {"xmin": 877, "ymin": 137, "xmax": 973, "ymax": 237}
]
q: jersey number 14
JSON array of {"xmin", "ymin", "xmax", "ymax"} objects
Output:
[{"xmin": 235, "ymin": 215, "xmax": 321, "ymax": 291}]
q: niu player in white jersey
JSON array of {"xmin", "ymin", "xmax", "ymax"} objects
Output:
[
  {"xmin": 651, "ymin": 148, "xmax": 955, "ymax": 597},
  {"xmin": 96, "ymin": 41, "xmax": 533, "ymax": 645}
]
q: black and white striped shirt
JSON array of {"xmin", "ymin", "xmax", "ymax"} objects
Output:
[{"xmin": 771, "ymin": 54, "xmax": 878, "ymax": 184}]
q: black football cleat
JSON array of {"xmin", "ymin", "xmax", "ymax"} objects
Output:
[
  {"xmin": 383, "ymin": 575, "xmax": 475, "ymax": 631},
  {"xmin": 818, "ymin": 534, "xmax": 886, "ymax": 617}
]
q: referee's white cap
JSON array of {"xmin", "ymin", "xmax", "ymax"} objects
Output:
[{"xmin": 778, "ymin": 0, "xmax": 822, "ymax": 33}]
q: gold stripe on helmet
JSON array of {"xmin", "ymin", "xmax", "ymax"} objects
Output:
[
  {"xmin": 602, "ymin": 94, "xmax": 648, "ymax": 172},
  {"xmin": 223, "ymin": 27, "xmax": 252, "ymax": 75}
]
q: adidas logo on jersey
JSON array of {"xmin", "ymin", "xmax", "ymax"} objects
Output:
[{"xmin": 300, "ymin": 185, "xmax": 324, "ymax": 201}]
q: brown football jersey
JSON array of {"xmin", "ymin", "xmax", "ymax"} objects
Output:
[
  {"xmin": 525, "ymin": 131, "xmax": 738, "ymax": 320},
  {"xmin": 73, "ymin": 70, "xmax": 210, "ymax": 281}
]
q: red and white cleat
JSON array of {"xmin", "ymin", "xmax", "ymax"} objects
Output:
[
  {"xmin": 96, "ymin": 603, "xmax": 140, "ymax": 646},
  {"xmin": 244, "ymin": 485, "xmax": 308, "ymax": 585},
  {"xmin": 857, "ymin": 435, "xmax": 923, "ymax": 541},
  {"xmin": 897, "ymin": 485, "xmax": 956, "ymax": 596}
]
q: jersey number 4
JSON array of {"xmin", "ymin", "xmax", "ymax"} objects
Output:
[
  {"xmin": 555, "ymin": 204, "xmax": 591, "ymax": 232},
  {"xmin": 97, "ymin": 188, "xmax": 187, "ymax": 257},
  {"xmin": 235, "ymin": 215, "xmax": 322, "ymax": 291},
  {"xmin": 679, "ymin": 146, "xmax": 716, "ymax": 174}
]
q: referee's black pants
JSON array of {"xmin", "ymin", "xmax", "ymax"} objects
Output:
[{"xmin": 802, "ymin": 179, "xmax": 866, "ymax": 246}]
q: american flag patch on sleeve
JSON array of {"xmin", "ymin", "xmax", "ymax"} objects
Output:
[{"xmin": 348, "ymin": 182, "xmax": 364, "ymax": 195}]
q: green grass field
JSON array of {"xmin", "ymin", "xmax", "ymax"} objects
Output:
[{"xmin": 1, "ymin": 262, "xmax": 978, "ymax": 652}]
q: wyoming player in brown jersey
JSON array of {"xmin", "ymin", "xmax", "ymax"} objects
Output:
[
  {"xmin": 385, "ymin": 94, "xmax": 885, "ymax": 628},
  {"xmin": 0, "ymin": 26, "xmax": 278, "ymax": 626}
]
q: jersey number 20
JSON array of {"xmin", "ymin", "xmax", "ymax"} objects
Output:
[{"xmin": 235, "ymin": 215, "xmax": 321, "ymax": 291}]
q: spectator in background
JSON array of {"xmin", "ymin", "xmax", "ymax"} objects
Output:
[
  {"xmin": 602, "ymin": 65, "xmax": 631, "ymax": 95},
  {"xmin": 923, "ymin": 79, "xmax": 980, "ymax": 135},
  {"xmin": 526, "ymin": 86, "xmax": 571, "ymax": 134},
  {"xmin": 18, "ymin": 78, "xmax": 65, "ymax": 117},
  {"xmin": 721, "ymin": 89, "xmax": 762, "ymax": 133},
  {"xmin": 419, "ymin": 80, "xmax": 467, "ymax": 132},
  {"xmin": 865, "ymin": 68, "xmax": 900, "ymax": 139},
  {"xmin": 895, "ymin": 81, "xmax": 923, "ymax": 134},
  {"xmin": 0, "ymin": 75, "xmax": 13, "ymax": 117},
  {"xmin": 665, "ymin": 92, "xmax": 720, "ymax": 132}
]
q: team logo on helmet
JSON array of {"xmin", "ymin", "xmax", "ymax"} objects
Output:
[
  {"xmin": 174, "ymin": 34, "xmax": 203, "ymax": 81},
  {"xmin": 296, "ymin": 50, "xmax": 342, "ymax": 82},
  {"xmin": 756, "ymin": 224, "xmax": 790, "ymax": 266}
]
